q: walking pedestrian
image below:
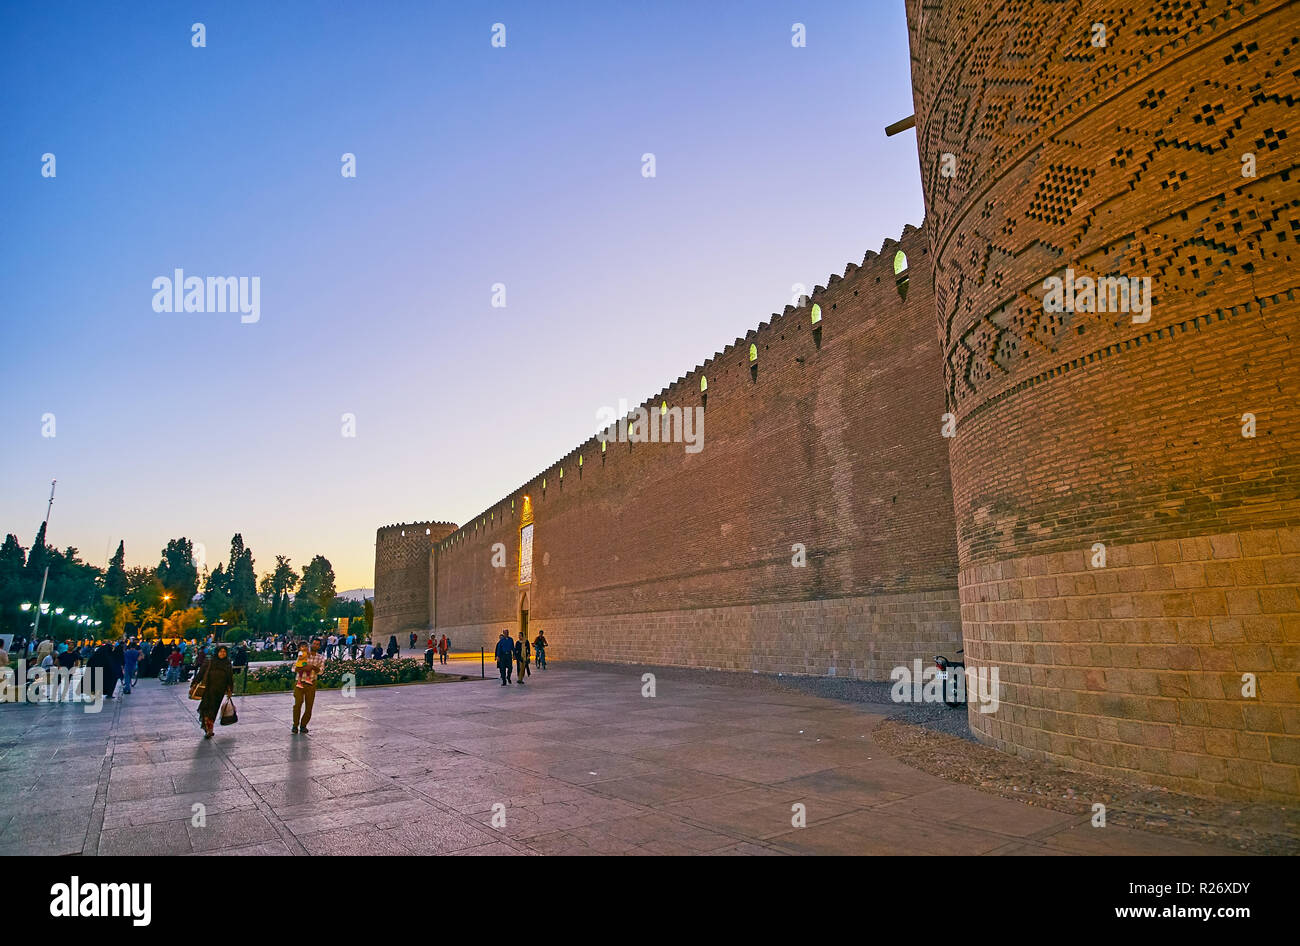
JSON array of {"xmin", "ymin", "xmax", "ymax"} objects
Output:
[
  {"xmin": 291, "ymin": 639, "xmax": 325, "ymax": 734},
  {"xmin": 122, "ymin": 639, "xmax": 140, "ymax": 694},
  {"xmin": 494, "ymin": 629, "xmax": 514, "ymax": 686},
  {"xmin": 534, "ymin": 631, "xmax": 547, "ymax": 670},
  {"xmin": 39, "ymin": 650, "xmax": 55, "ymax": 701},
  {"xmin": 388, "ymin": 635, "xmax": 400, "ymax": 658},
  {"xmin": 438, "ymin": 634, "xmax": 448, "ymax": 665},
  {"xmin": 55, "ymin": 646, "xmax": 80, "ymax": 701},
  {"xmin": 110, "ymin": 641, "xmax": 126, "ymax": 698},
  {"xmin": 514, "ymin": 631, "xmax": 527, "ymax": 685},
  {"xmin": 232, "ymin": 643, "xmax": 249, "ymax": 692},
  {"xmin": 409, "ymin": 631, "xmax": 417, "ymax": 650},
  {"xmin": 191, "ymin": 644, "xmax": 235, "ymax": 739}
]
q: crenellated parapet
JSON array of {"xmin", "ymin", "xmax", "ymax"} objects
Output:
[{"xmin": 429, "ymin": 224, "xmax": 929, "ymax": 560}]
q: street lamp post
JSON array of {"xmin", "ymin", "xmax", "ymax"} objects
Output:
[
  {"xmin": 30, "ymin": 481, "xmax": 57, "ymax": 643},
  {"xmin": 19, "ymin": 602, "xmax": 33, "ymax": 655}
]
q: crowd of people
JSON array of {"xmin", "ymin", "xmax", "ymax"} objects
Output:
[
  {"xmin": 304, "ymin": 632, "xmax": 413, "ymax": 660},
  {"xmin": 0, "ymin": 628, "xmax": 479, "ymax": 692},
  {"xmin": 2, "ymin": 626, "xmax": 555, "ymax": 738},
  {"xmin": 1, "ymin": 636, "xmax": 142, "ymax": 700},
  {"xmin": 0, "ymin": 635, "xmax": 242, "ymax": 701}
]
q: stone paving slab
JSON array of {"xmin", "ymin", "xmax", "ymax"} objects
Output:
[{"xmin": 0, "ymin": 664, "xmax": 1241, "ymax": 856}]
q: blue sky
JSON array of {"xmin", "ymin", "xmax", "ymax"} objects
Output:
[{"xmin": 0, "ymin": 1, "xmax": 923, "ymax": 589}]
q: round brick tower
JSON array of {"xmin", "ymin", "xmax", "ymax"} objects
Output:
[
  {"xmin": 373, "ymin": 521, "xmax": 457, "ymax": 642},
  {"xmin": 906, "ymin": 0, "xmax": 1299, "ymax": 800}
]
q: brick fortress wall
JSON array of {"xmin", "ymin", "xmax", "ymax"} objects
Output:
[
  {"xmin": 906, "ymin": 0, "xmax": 1299, "ymax": 800},
  {"xmin": 373, "ymin": 521, "xmax": 457, "ymax": 641},
  {"xmin": 425, "ymin": 225, "xmax": 963, "ymax": 678}
]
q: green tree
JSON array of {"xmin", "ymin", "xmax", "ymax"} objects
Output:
[
  {"xmin": 107, "ymin": 599, "xmax": 135, "ymax": 638},
  {"xmin": 104, "ymin": 540, "xmax": 128, "ymax": 599},
  {"xmin": 262, "ymin": 556, "xmax": 298, "ymax": 635},
  {"xmin": 293, "ymin": 555, "xmax": 336, "ymax": 630},
  {"xmin": 268, "ymin": 556, "xmax": 298, "ymax": 598},
  {"xmin": 25, "ymin": 521, "xmax": 49, "ymax": 590},
  {"xmin": 162, "ymin": 606, "xmax": 204, "ymax": 640},
  {"xmin": 125, "ymin": 566, "xmax": 163, "ymax": 607},
  {"xmin": 224, "ymin": 535, "xmax": 246, "ymax": 587},
  {"xmin": 157, "ymin": 538, "xmax": 199, "ymax": 607},
  {"xmin": 0, "ymin": 534, "xmax": 26, "ymax": 634},
  {"xmin": 227, "ymin": 538, "xmax": 258, "ymax": 622},
  {"xmin": 136, "ymin": 605, "xmax": 162, "ymax": 639},
  {"xmin": 362, "ymin": 598, "xmax": 374, "ymax": 640},
  {"xmin": 328, "ymin": 596, "xmax": 364, "ymax": 620},
  {"xmin": 202, "ymin": 564, "xmax": 231, "ymax": 624},
  {"xmin": 268, "ymin": 592, "xmax": 284, "ymax": 635},
  {"xmin": 45, "ymin": 546, "xmax": 107, "ymax": 632}
]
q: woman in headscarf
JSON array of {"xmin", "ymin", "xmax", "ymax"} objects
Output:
[
  {"xmin": 89, "ymin": 642, "xmax": 120, "ymax": 701},
  {"xmin": 388, "ymin": 635, "xmax": 399, "ymax": 658},
  {"xmin": 111, "ymin": 641, "xmax": 126, "ymax": 696},
  {"xmin": 191, "ymin": 644, "xmax": 234, "ymax": 739},
  {"xmin": 141, "ymin": 639, "xmax": 157, "ymax": 677}
]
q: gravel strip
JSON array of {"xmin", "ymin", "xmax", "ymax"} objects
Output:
[{"xmin": 872, "ymin": 720, "xmax": 1300, "ymax": 855}]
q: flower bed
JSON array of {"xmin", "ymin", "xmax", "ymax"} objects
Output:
[{"xmin": 236, "ymin": 658, "xmax": 457, "ymax": 694}]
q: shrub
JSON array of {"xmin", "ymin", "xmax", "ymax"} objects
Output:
[
  {"xmin": 239, "ymin": 657, "xmax": 442, "ymax": 694},
  {"xmin": 246, "ymin": 649, "xmax": 290, "ymax": 663},
  {"xmin": 222, "ymin": 626, "xmax": 253, "ymax": 645}
]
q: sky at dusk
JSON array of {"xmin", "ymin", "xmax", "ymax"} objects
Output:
[{"xmin": 0, "ymin": 1, "xmax": 924, "ymax": 591}]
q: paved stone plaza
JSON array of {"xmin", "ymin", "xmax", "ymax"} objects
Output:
[{"xmin": 0, "ymin": 663, "xmax": 1232, "ymax": 856}]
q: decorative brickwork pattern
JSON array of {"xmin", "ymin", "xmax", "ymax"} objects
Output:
[{"xmin": 907, "ymin": 0, "xmax": 1299, "ymax": 799}]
